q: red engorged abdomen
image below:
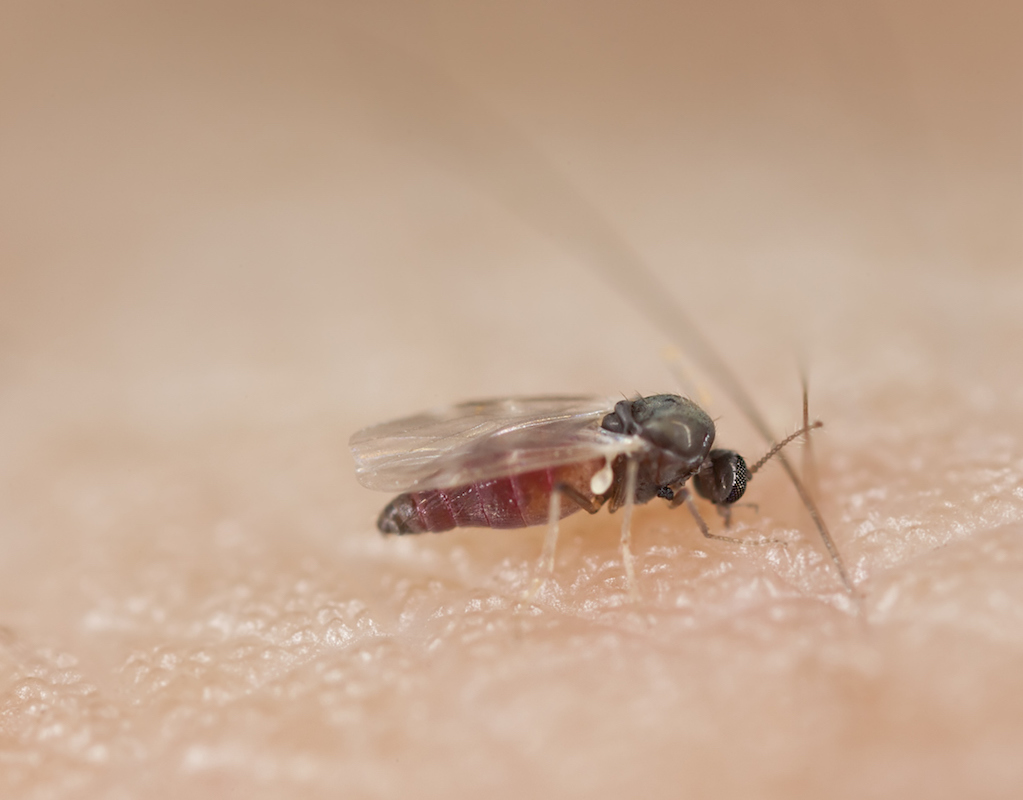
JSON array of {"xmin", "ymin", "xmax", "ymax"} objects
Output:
[{"xmin": 377, "ymin": 459, "xmax": 605, "ymax": 534}]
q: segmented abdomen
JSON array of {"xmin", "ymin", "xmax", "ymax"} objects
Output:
[{"xmin": 377, "ymin": 459, "xmax": 604, "ymax": 534}]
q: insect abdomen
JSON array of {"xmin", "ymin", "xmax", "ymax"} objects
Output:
[{"xmin": 377, "ymin": 461, "xmax": 603, "ymax": 534}]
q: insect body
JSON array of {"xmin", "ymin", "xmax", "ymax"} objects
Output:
[{"xmin": 351, "ymin": 394, "xmax": 807, "ymax": 541}]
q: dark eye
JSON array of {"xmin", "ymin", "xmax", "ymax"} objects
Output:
[
  {"xmin": 694, "ymin": 450, "xmax": 749, "ymax": 505},
  {"xmin": 723, "ymin": 455, "xmax": 749, "ymax": 504}
]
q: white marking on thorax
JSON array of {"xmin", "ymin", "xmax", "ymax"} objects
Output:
[{"xmin": 589, "ymin": 457, "xmax": 614, "ymax": 495}]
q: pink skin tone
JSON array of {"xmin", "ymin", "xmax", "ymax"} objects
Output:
[{"xmin": 1, "ymin": 4, "xmax": 1021, "ymax": 799}]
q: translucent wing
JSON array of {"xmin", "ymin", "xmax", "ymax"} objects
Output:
[{"xmin": 350, "ymin": 396, "xmax": 645, "ymax": 492}]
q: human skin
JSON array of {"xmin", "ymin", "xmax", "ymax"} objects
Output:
[{"xmin": 1, "ymin": 3, "xmax": 1022, "ymax": 799}]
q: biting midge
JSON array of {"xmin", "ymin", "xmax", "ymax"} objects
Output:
[{"xmin": 360, "ymin": 394, "xmax": 814, "ymax": 541}]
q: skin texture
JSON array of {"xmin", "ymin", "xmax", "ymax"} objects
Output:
[{"xmin": 2, "ymin": 2, "xmax": 1022, "ymax": 798}]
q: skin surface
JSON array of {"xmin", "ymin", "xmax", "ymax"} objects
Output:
[{"xmin": 2, "ymin": 2, "xmax": 1022, "ymax": 798}]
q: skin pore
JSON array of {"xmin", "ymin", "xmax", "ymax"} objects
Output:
[{"xmin": 2, "ymin": 3, "xmax": 1021, "ymax": 798}]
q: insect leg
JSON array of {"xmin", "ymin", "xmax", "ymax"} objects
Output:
[
  {"xmin": 527, "ymin": 482, "xmax": 606, "ymax": 600},
  {"xmin": 552, "ymin": 484, "xmax": 605, "ymax": 515},
  {"xmin": 716, "ymin": 502, "xmax": 760, "ymax": 528},
  {"xmin": 619, "ymin": 458, "xmax": 640, "ymax": 602},
  {"xmin": 713, "ymin": 501, "xmax": 764, "ymax": 527},
  {"xmin": 674, "ymin": 490, "xmax": 784, "ymax": 547}
]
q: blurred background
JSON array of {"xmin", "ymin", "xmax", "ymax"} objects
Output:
[
  {"xmin": 3, "ymin": 1, "xmax": 1019, "ymax": 415},
  {"xmin": 1, "ymin": 2, "xmax": 1021, "ymax": 798}
]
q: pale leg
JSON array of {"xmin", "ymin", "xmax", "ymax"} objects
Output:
[
  {"xmin": 524, "ymin": 486, "xmax": 563, "ymax": 600},
  {"xmin": 620, "ymin": 458, "xmax": 639, "ymax": 602}
]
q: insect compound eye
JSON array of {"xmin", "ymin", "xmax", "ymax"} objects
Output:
[
  {"xmin": 723, "ymin": 454, "xmax": 749, "ymax": 504},
  {"xmin": 694, "ymin": 450, "xmax": 749, "ymax": 505}
]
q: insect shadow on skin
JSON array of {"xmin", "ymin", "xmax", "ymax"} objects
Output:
[
  {"xmin": 344, "ymin": 30, "xmax": 854, "ymax": 597},
  {"xmin": 350, "ymin": 393, "xmax": 822, "ymax": 601}
]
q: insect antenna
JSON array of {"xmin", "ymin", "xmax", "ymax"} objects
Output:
[{"xmin": 748, "ymin": 420, "xmax": 823, "ymax": 477}]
